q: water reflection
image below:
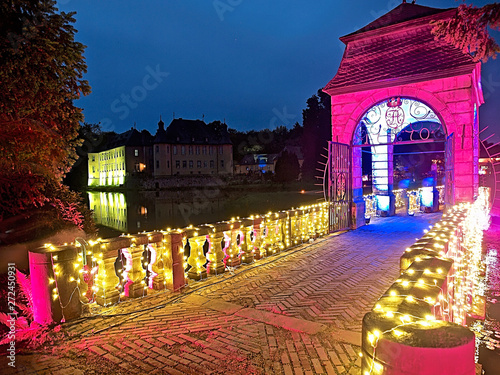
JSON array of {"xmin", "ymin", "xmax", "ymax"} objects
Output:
[
  {"xmin": 476, "ymin": 229, "xmax": 500, "ymax": 374},
  {"xmin": 87, "ymin": 189, "xmax": 318, "ymax": 237}
]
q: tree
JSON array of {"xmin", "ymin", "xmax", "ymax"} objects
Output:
[
  {"xmin": 274, "ymin": 151, "xmax": 300, "ymax": 184},
  {"xmin": 0, "ymin": 1, "xmax": 91, "ymax": 238},
  {"xmin": 301, "ymin": 90, "xmax": 331, "ymax": 181},
  {"xmin": 432, "ymin": 3, "xmax": 500, "ymax": 62}
]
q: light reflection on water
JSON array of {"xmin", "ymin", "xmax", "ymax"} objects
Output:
[
  {"xmin": 86, "ymin": 189, "xmax": 320, "ymax": 238},
  {"xmin": 477, "ymin": 232, "xmax": 500, "ymax": 374}
]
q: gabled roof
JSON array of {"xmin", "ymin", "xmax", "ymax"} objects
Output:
[
  {"xmin": 104, "ymin": 128, "xmax": 153, "ymax": 150},
  {"xmin": 344, "ymin": 3, "xmax": 452, "ymax": 38},
  {"xmin": 324, "ymin": 3, "xmax": 476, "ymax": 95},
  {"xmin": 155, "ymin": 118, "xmax": 232, "ymax": 145}
]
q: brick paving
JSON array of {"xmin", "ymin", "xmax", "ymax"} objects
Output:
[{"xmin": 3, "ymin": 212, "xmax": 441, "ymax": 375}]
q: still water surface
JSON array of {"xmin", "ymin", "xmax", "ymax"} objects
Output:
[{"xmin": 87, "ymin": 188, "xmax": 321, "ymax": 238}]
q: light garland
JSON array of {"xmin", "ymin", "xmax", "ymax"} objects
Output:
[{"xmin": 362, "ymin": 187, "xmax": 491, "ymax": 374}]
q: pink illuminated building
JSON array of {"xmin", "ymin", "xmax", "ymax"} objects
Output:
[{"xmin": 323, "ymin": 2, "xmax": 482, "ymax": 228}]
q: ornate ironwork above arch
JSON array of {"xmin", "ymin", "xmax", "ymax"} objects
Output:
[{"xmin": 352, "ymin": 97, "xmax": 445, "ymax": 146}]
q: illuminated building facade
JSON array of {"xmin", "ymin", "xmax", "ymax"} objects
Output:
[
  {"xmin": 88, "ymin": 119, "xmax": 233, "ymax": 187},
  {"xmin": 88, "ymin": 128, "xmax": 154, "ymax": 187}
]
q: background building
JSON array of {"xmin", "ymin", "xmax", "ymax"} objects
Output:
[
  {"xmin": 88, "ymin": 118, "xmax": 233, "ymax": 187},
  {"xmin": 153, "ymin": 118, "xmax": 233, "ymax": 177}
]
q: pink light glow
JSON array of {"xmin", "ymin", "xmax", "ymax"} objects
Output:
[
  {"xmin": 146, "ymin": 244, "xmax": 158, "ymax": 289},
  {"xmin": 121, "ymin": 248, "xmax": 133, "ymax": 297},
  {"xmin": 222, "ymin": 232, "xmax": 231, "ymax": 266}
]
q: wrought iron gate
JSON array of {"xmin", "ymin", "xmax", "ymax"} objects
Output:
[
  {"xmin": 444, "ymin": 133, "xmax": 455, "ymax": 207},
  {"xmin": 328, "ymin": 142, "xmax": 351, "ymax": 232}
]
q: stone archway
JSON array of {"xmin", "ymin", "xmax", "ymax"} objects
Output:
[{"xmin": 322, "ymin": 2, "xmax": 482, "ymax": 229}]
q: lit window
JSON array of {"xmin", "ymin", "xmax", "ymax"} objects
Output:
[
  {"xmin": 181, "ymin": 146, "xmax": 185, "ymax": 155},
  {"xmin": 134, "ymin": 149, "xmax": 139, "ymax": 157}
]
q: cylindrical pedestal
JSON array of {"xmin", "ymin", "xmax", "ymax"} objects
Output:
[{"xmin": 29, "ymin": 245, "xmax": 81, "ymax": 324}]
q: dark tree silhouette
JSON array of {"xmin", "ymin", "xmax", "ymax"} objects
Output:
[
  {"xmin": 274, "ymin": 151, "xmax": 300, "ymax": 184},
  {"xmin": 301, "ymin": 90, "xmax": 331, "ymax": 181}
]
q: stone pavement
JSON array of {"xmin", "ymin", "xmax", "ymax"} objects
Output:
[{"xmin": 4, "ymin": 212, "xmax": 442, "ymax": 375}]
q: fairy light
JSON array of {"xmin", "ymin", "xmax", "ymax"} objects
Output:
[{"xmin": 363, "ymin": 188, "xmax": 491, "ymax": 374}]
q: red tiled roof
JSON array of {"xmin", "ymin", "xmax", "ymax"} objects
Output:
[
  {"xmin": 345, "ymin": 3, "xmax": 452, "ymax": 37},
  {"xmin": 324, "ymin": 4, "xmax": 476, "ymax": 95}
]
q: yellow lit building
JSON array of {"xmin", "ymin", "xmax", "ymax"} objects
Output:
[{"xmin": 88, "ymin": 128, "xmax": 154, "ymax": 187}]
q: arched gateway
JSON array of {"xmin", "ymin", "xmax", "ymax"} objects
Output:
[{"xmin": 322, "ymin": 2, "xmax": 483, "ymax": 230}]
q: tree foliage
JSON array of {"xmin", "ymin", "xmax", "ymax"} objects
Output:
[
  {"xmin": 229, "ymin": 123, "xmax": 303, "ymax": 162},
  {"xmin": 301, "ymin": 90, "xmax": 331, "ymax": 181},
  {"xmin": 0, "ymin": 1, "xmax": 91, "ymax": 235},
  {"xmin": 274, "ymin": 151, "xmax": 300, "ymax": 184},
  {"xmin": 432, "ymin": 3, "xmax": 500, "ymax": 62}
]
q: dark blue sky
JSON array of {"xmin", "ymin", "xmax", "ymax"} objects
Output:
[{"xmin": 58, "ymin": 0, "xmax": 500, "ymax": 137}]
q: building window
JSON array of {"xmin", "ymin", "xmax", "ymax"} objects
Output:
[
  {"xmin": 176, "ymin": 160, "xmax": 180, "ymax": 169},
  {"xmin": 181, "ymin": 146, "xmax": 185, "ymax": 155},
  {"xmin": 182, "ymin": 160, "xmax": 187, "ymax": 168},
  {"xmin": 156, "ymin": 160, "xmax": 160, "ymax": 168},
  {"xmin": 221, "ymin": 160, "xmax": 224, "ymax": 168},
  {"xmin": 202, "ymin": 146, "xmax": 207, "ymax": 155},
  {"xmin": 210, "ymin": 160, "xmax": 214, "ymax": 169},
  {"xmin": 197, "ymin": 160, "xmax": 201, "ymax": 168},
  {"xmin": 219, "ymin": 147, "xmax": 223, "ymax": 155},
  {"xmin": 196, "ymin": 146, "xmax": 200, "ymax": 155},
  {"xmin": 92, "ymin": 166, "xmax": 95, "ymax": 173},
  {"xmin": 189, "ymin": 160, "xmax": 193, "ymax": 168},
  {"xmin": 189, "ymin": 146, "xmax": 193, "ymax": 155},
  {"xmin": 156, "ymin": 145, "xmax": 159, "ymax": 153},
  {"xmin": 204, "ymin": 161, "xmax": 207, "ymax": 168},
  {"xmin": 173, "ymin": 146, "xmax": 177, "ymax": 155},
  {"xmin": 135, "ymin": 149, "xmax": 139, "ymax": 157},
  {"xmin": 92, "ymin": 155, "xmax": 95, "ymax": 162}
]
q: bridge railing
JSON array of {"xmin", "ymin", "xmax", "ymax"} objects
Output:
[
  {"xmin": 361, "ymin": 187, "xmax": 490, "ymax": 374},
  {"xmin": 29, "ymin": 202, "xmax": 331, "ymax": 323},
  {"xmin": 28, "ymin": 185, "xmax": 460, "ymax": 324}
]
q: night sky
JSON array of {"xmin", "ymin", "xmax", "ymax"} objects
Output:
[{"xmin": 58, "ymin": 0, "xmax": 500, "ymax": 137}]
